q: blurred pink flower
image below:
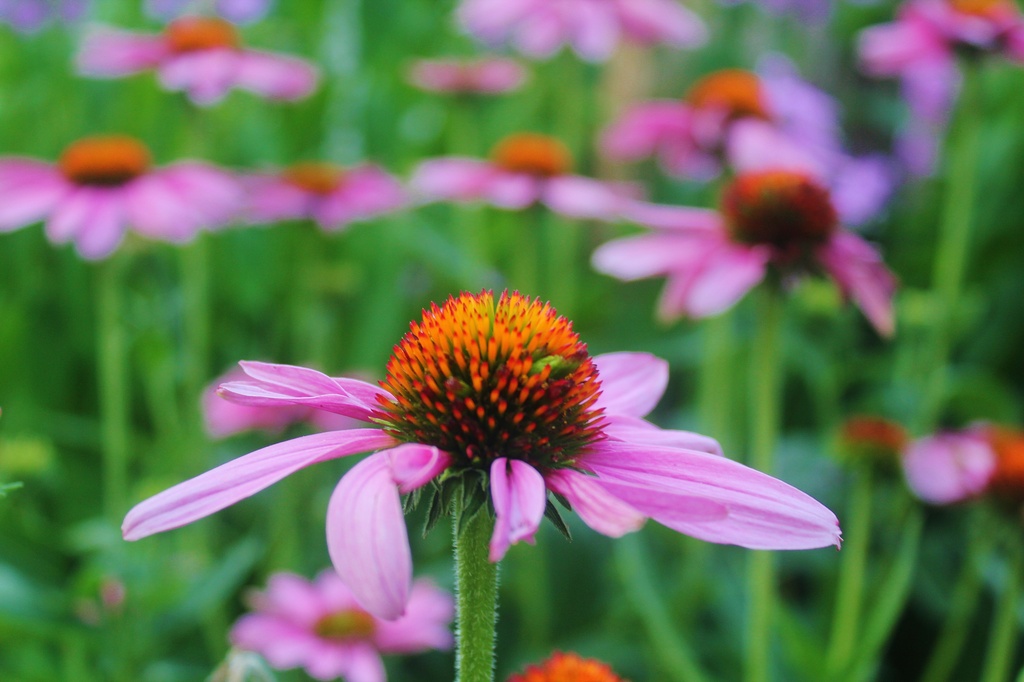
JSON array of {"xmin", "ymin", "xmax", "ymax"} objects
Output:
[
  {"xmin": 592, "ymin": 170, "xmax": 897, "ymax": 335},
  {"xmin": 457, "ymin": 0, "xmax": 707, "ymax": 62},
  {"xmin": 244, "ymin": 162, "xmax": 405, "ymax": 231},
  {"xmin": 146, "ymin": 0, "xmax": 272, "ymax": 24},
  {"xmin": 204, "ymin": 367, "xmax": 360, "ymax": 438},
  {"xmin": 902, "ymin": 428, "xmax": 997, "ymax": 504},
  {"xmin": 123, "ymin": 291, "xmax": 841, "ymax": 621},
  {"xmin": 231, "ymin": 571, "xmax": 453, "ymax": 682},
  {"xmin": 0, "ymin": 0, "xmax": 86, "ymax": 32},
  {"xmin": 412, "ymin": 132, "xmax": 640, "ymax": 220},
  {"xmin": 0, "ymin": 135, "xmax": 242, "ymax": 259},
  {"xmin": 858, "ymin": 0, "xmax": 1024, "ymax": 174},
  {"xmin": 407, "ymin": 57, "xmax": 528, "ymax": 94},
  {"xmin": 76, "ymin": 17, "xmax": 319, "ymax": 106}
]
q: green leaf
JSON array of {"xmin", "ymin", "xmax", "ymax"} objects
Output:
[{"xmin": 543, "ymin": 498, "xmax": 572, "ymax": 541}]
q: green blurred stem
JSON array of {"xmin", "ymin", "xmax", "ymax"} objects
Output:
[
  {"xmin": 979, "ymin": 540, "xmax": 1023, "ymax": 682},
  {"xmin": 181, "ymin": 235, "xmax": 210, "ymax": 426},
  {"xmin": 454, "ymin": 510, "xmax": 499, "ymax": 682},
  {"xmin": 920, "ymin": 513, "xmax": 993, "ymax": 682},
  {"xmin": 97, "ymin": 256, "xmax": 130, "ymax": 521},
  {"xmin": 917, "ymin": 62, "xmax": 983, "ymax": 430},
  {"xmin": 698, "ymin": 313, "xmax": 736, "ymax": 453},
  {"xmin": 615, "ymin": 535, "xmax": 712, "ymax": 682},
  {"xmin": 825, "ymin": 466, "xmax": 874, "ymax": 677},
  {"xmin": 745, "ymin": 288, "xmax": 783, "ymax": 682}
]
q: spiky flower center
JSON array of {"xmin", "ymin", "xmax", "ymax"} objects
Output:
[
  {"xmin": 949, "ymin": 0, "xmax": 1016, "ymax": 19},
  {"xmin": 165, "ymin": 17, "xmax": 240, "ymax": 53},
  {"xmin": 374, "ymin": 291, "xmax": 604, "ymax": 470},
  {"xmin": 59, "ymin": 135, "xmax": 151, "ymax": 186},
  {"xmin": 508, "ymin": 652, "xmax": 627, "ymax": 682},
  {"xmin": 721, "ymin": 170, "xmax": 838, "ymax": 249},
  {"xmin": 491, "ymin": 133, "xmax": 572, "ymax": 177},
  {"xmin": 282, "ymin": 162, "xmax": 345, "ymax": 195},
  {"xmin": 686, "ymin": 69, "xmax": 771, "ymax": 121},
  {"xmin": 985, "ymin": 426, "xmax": 1024, "ymax": 500},
  {"xmin": 312, "ymin": 609, "xmax": 376, "ymax": 641}
]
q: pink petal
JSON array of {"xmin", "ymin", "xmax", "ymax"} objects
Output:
[
  {"xmin": 621, "ymin": 200, "xmax": 723, "ymax": 231},
  {"xmin": 410, "ymin": 158, "xmax": 498, "ymax": 202},
  {"xmin": 817, "ymin": 233, "xmax": 897, "ymax": 337},
  {"xmin": 483, "ymin": 171, "xmax": 542, "ymax": 209},
  {"xmin": 0, "ymin": 165, "xmax": 67, "ymax": 231},
  {"xmin": 76, "ymin": 27, "xmax": 168, "ymax": 76},
  {"xmin": 231, "ymin": 615, "xmax": 321, "ymax": 667},
  {"xmin": 46, "ymin": 187, "xmax": 127, "ymax": 260},
  {"xmin": 858, "ymin": 20, "xmax": 948, "ymax": 77},
  {"xmin": 259, "ymin": 572, "xmax": 331, "ymax": 625},
  {"xmin": 158, "ymin": 50, "xmax": 240, "ymax": 105},
  {"xmin": 314, "ymin": 166, "xmax": 406, "ymax": 229},
  {"xmin": 331, "ymin": 645, "xmax": 386, "ymax": 682},
  {"xmin": 568, "ymin": 0, "xmax": 620, "ymax": 62},
  {"xmin": 513, "ymin": 7, "xmax": 571, "ymax": 59},
  {"xmin": 726, "ymin": 119, "xmax": 825, "ymax": 178},
  {"xmin": 603, "ymin": 415, "xmax": 723, "ymax": 455},
  {"xmin": 244, "ymin": 175, "xmax": 312, "ymax": 223},
  {"xmin": 592, "ymin": 352, "xmax": 667, "ymax": 418},
  {"xmin": 657, "ymin": 240, "xmax": 769, "ymax": 320},
  {"xmin": 592, "ymin": 233, "xmax": 710, "ymax": 281},
  {"xmin": 235, "ymin": 51, "xmax": 320, "ymax": 101},
  {"xmin": 122, "ymin": 429, "xmax": 395, "ymax": 540},
  {"xmin": 326, "ymin": 451, "xmax": 412, "ymax": 620},
  {"xmin": 616, "ymin": 0, "xmax": 708, "ymax": 47},
  {"xmin": 383, "ymin": 443, "xmax": 452, "ymax": 493},
  {"xmin": 545, "ymin": 468, "xmax": 645, "ymax": 537},
  {"xmin": 902, "ymin": 431, "xmax": 996, "ymax": 505},
  {"xmin": 374, "ymin": 579, "xmax": 455, "ymax": 652},
  {"xmin": 601, "ymin": 102, "xmax": 694, "ymax": 163},
  {"xmin": 154, "ymin": 164, "xmax": 244, "ymax": 229},
  {"xmin": 582, "ymin": 441, "xmax": 842, "ymax": 549},
  {"xmin": 542, "ymin": 175, "xmax": 630, "ymax": 220},
  {"xmin": 488, "ymin": 458, "xmax": 547, "ymax": 562},
  {"xmin": 123, "ymin": 173, "xmax": 202, "ymax": 243}
]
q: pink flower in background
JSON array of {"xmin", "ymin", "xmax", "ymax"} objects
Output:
[
  {"xmin": 412, "ymin": 132, "xmax": 640, "ymax": 220},
  {"xmin": 203, "ymin": 367, "xmax": 359, "ymax": 438},
  {"xmin": 232, "ymin": 571, "xmax": 453, "ymax": 682},
  {"xmin": 593, "ymin": 170, "xmax": 897, "ymax": 335},
  {"xmin": 0, "ymin": 135, "xmax": 242, "ymax": 259},
  {"xmin": 244, "ymin": 162, "xmax": 405, "ymax": 231},
  {"xmin": 902, "ymin": 429, "xmax": 996, "ymax": 504},
  {"xmin": 0, "ymin": 0, "xmax": 86, "ymax": 32},
  {"xmin": 123, "ymin": 291, "xmax": 841, "ymax": 621},
  {"xmin": 76, "ymin": 17, "xmax": 319, "ymax": 106},
  {"xmin": 146, "ymin": 0, "xmax": 272, "ymax": 24},
  {"xmin": 407, "ymin": 57, "xmax": 528, "ymax": 94},
  {"xmin": 457, "ymin": 0, "xmax": 707, "ymax": 62}
]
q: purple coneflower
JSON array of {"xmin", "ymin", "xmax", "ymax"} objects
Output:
[{"xmin": 407, "ymin": 57, "xmax": 528, "ymax": 95}]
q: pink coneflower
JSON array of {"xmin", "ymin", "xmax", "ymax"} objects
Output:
[
  {"xmin": 457, "ymin": 0, "xmax": 707, "ymax": 62},
  {"xmin": 76, "ymin": 17, "xmax": 319, "ymax": 106},
  {"xmin": 123, "ymin": 290, "xmax": 840, "ymax": 620},
  {"xmin": 243, "ymin": 162, "xmax": 405, "ymax": 231},
  {"xmin": 407, "ymin": 57, "xmax": 528, "ymax": 94},
  {"xmin": 231, "ymin": 571, "xmax": 453, "ymax": 682},
  {"xmin": 0, "ymin": 135, "xmax": 242, "ymax": 259},
  {"xmin": 507, "ymin": 651, "xmax": 627, "ymax": 682},
  {"xmin": 592, "ymin": 170, "xmax": 897, "ymax": 335},
  {"xmin": 412, "ymin": 132, "xmax": 640, "ymax": 220}
]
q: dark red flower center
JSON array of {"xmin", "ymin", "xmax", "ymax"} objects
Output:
[
  {"xmin": 507, "ymin": 651, "xmax": 627, "ymax": 682},
  {"xmin": 491, "ymin": 133, "xmax": 572, "ymax": 177},
  {"xmin": 373, "ymin": 291, "xmax": 605, "ymax": 470},
  {"xmin": 58, "ymin": 135, "xmax": 151, "ymax": 186},
  {"xmin": 686, "ymin": 69, "xmax": 771, "ymax": 122},
  {"xmin": 312, "ymin": 609, "xmax": 376, "ymax": 641},
  {"xmin": 721, "ymin": 170, "xmax": 838, "ymax": 249},
  {"xmin": 165, "ymin": 17, "xmax": 240, "ymax": 53},
  {"xmin": 282, "ymin": 162, "xmax": 345, "ymax": 195}
]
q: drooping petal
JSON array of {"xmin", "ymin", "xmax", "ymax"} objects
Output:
[
  {"xmin": 592, "ymin": 352, "xmax": 667, "ymax": 418},
  {"xmin": 410, "ymin": 158, "xmax": 498, "ymax": 202},
  {"xmin": 244, "ymin": 175, "xmax": 311, "ymax": 223},
  {"xmin": 45, "ymin": 187, "xmax": 127, "ymax": 260},
  {"xmin": 592, "ymin": 233, "xmax": 710, "ymax": 281},
  {"xmin": 326, "ymin": 452, "xmax": 412, "ymax": 620},
  {"xmin": 122, "ymin": 429, "xmax": 395, "ymax": 540},
  {"xmin": 817, "ymin": 233, "xmax": 896, "ymax": 337},
  {"xmin": 0, "ymin": 163, "xmax": 67, "ymax": 231},
  {"xmin": 383, "ymin": 443, "xmax": 452, "ymax": 493},
  {"xmin": 314, "ymin": 166, "xmax": 406, "ymax": 229},
  {"xmin": 902, "ymin": 431, "xmax": 996, "ymax": 505},
  {"xmin": 158, "ymin": 50, "xmax": 240, "ymax": 105},
  {"xmin": 582, "ymin": 441, "xmax": 842, "ymax": 550},
  {"xmin": 235, "ymin": 51, "xmax": 320, "ymax": 101},
  {"xmin": 601, "ymin": 102, "xmax": 694, "ymax": 164},
  {"xmin": 76, "ymin": 27, "xmax": 168, "ymax": 76},
  {"xmin": 657, "ymin": 240, "xmax": 770, "ymax": 321},
  {"xmin": 622, "ymin": 200, "xmax": 723, "ymax": 232},
  {"xmin": 488, "ymin": 458, "xmax": 547, "ymax": 562},
  {"xmin": 616, "ymin": 0, "xmax": 708, "ymax": 47},
  {"xmin": 545, "ymin": 468, "xmax": 645, "ymax": 537},
  {"xmin": 482, "ymin": 171, "xmax": 542, "ymax": 209},
  {"xmin": 567, "ymin": 0, "xmax": 620, "ymax": 62},
  {"xmin": 542, "ymin": 175, "xmax": 633, "ymax": 220}
]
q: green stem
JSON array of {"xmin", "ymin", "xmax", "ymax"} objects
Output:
[
  {"xmin": 979, "ymin": 539, "xmax": 1023, "ymax": 682},
  {"xmin": 698, "ymin": 313, "xmax": 736, "ymax": 454},
  {"xmin": 615, "ymin": 535, "xmax": 713, "ymax": 682},
  {"xmin": 454, "ymin": 510, "xmax": 499, "ymax": 682},
  {"xmin": 97, "ymin": 257, "xmax": 130, "ymax": 521},
  {"xmin": 917, "ymin": 62, "xmax": 983, "ymax": 431},
  {"xmin": 180, "ymin": 235, "xmax": 210, "ymax": 425},
  {"xmin": 825, "ymin": 466, "xmax": 874, "ymax": 677},
  {"xmin": 745, "ymin": 288, "xmax": 784, "ymax": 682},
  {"xmin": 920, "ymin": 512, "xmax": 993, "ymax": 682}
]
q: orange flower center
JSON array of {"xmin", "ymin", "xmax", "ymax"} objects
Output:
[
  {"xmin": 491, "ymin": 133, "xmax": 572, "ymax": 177},
  {"xmin": 949, "ymin": 0, "xmax": 1016, "ymax": 19},
  {"xmin": 374, "ymin": 291, "xmax": 604, "ymax": 469},
  {"xmin": 839, "ymin": 416, "xmax": 908, "ymax": 461},
  {"xmin": 312, "ymin": 609, "xmax": 376, "ymax": 641},
  {"xmin": 282, "ymin": 162, "xmax": 345, "ymax": 195},
  {"xmin": 165, "ymin": 17, "xmax": 240, "ymax": 53},
  {"xmin": 686, "ymin": 69, "xmax": 771, "ymax": 121},
  {"xmin": 984, "ymin": 426, "xmax": 1024, "ymax": 500},
  {"xmin": 721, "ymin": 170, "xmax": 838, "ymax": 248},
  {"xmin": 507, "ymin": 652, "xmax": 627, "ymax": 682},
  {"xmin": 58, "ymin": 135, "xmax": 152, "ymax": 186}
]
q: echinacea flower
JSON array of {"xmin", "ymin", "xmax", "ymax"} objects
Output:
[
  {"xmin": 457, "ymin": 0, "xmax": 707, "ymax": 62},
  {"xmin": 123, "ymin": 290, "xmax": 841, "ymax": 620},
  {"xmin": 407, "ymin": 57, "xmax": 528, "ymax": 94},
  {"xmin": 243, "ymin": 162, "xmax": 405, "ymax": 231},
  {"xmin": 0, "ymin": 135, "xmax": 242, "ymax": 259},
  {"xmin": 507, "ymin": 651, "xmax": 627, "ymax": 682},
  {"xmin": 592, "ymin": 170, "xmax": 897, "ymax": 335},
  {"xmin": 146, "ymin": 0, "xmax": 272, "ymax": 24},
  {"xmin": 76, "ymin": 17, "xmax": 319, "ymax": 106},
  {"xmin": 412, "ymin": 133, "xmax": 640, "ymax": 220},
  {"xmin": 203, "ymin": 367, "xmax": 358, "ymax": 438},
  {"xmin": 231, "ymin": 571, "xmax": 453, "ymax": 682},
  {"xmin": 0, "ymin": 0, "xmax": 86, "ymax": 33}
]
